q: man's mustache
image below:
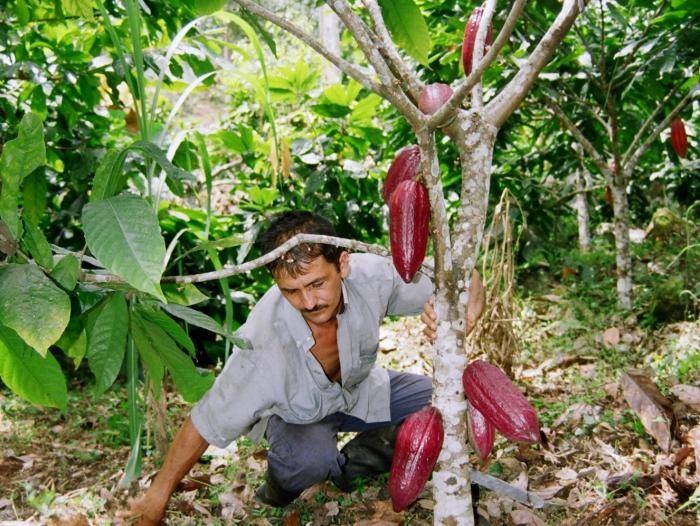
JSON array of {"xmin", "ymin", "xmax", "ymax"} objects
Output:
[{"xmin": 302, "ymin": 304, "xmax": 328, "ymax": 313}]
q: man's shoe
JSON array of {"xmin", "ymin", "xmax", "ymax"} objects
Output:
[
  {"xmin": 255, "ymin": 475, "xmax": 300, "ymax": 507},
  {"xmin": 331, "ymin": 426, "xmax": 398, "ymax": 491}
]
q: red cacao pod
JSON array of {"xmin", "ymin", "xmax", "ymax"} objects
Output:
[
  {"xmin": 418, "ymin": 83, "xmax": 454, "ymax": 115},
  {"xmin": 467, "ymin": 400, "xmax": 495, "ymax": 463},
  {"xmin": 670, "ymin": 118, "xmax": 688, "ymax": 158},
  {"xmin": 389, "ymin": 406, "xmax": 444, "ymax": 512},
  {"xmin": 461, "ymin": 6, "xmax": 493, "ymax": 77},
  {"xmin": 463, "ymin": 360, "xmax": 540, "ymax": 444},
  {"xmin": 389, "ymin": 180, "xmax": 430, "ymax": 283},
  {"xmin": 382, "ymin": 145, "xmax": 421, "ymax": 203}
]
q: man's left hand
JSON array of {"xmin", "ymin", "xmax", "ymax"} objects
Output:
[{"xmin": 421, "ymin": 270, "xmax": 485, "ymax": 342}]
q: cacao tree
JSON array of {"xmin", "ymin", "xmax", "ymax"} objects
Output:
[
  {"xmin": 221, "ymin": 0, "xmax": 585, "ymax": 523},
  {"xmin": 530, "ymin": 0, "xmax": 698, "ymax": 308}
]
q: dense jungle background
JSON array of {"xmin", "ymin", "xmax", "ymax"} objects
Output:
[{"xmin": 0, "ymin": 0, "xmax": 698, "ymax": 524}]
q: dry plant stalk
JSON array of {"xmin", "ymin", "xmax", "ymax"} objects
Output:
[
  {"xmin": 146, "ymin": 382, "xmax": 171, "ymax": 461},
  {"xmin": 469, "ymin": 189, "xmax": 521, "ymax": 376}
]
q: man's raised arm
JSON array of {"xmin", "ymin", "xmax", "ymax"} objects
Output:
[{"xmin": 117, "ymin": 415, "xmax": 208, "ymax": 525}]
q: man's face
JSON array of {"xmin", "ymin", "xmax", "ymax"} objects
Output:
[{"xmin": 275, "ymin": 252, "xmax": 349, "ymax": 325}]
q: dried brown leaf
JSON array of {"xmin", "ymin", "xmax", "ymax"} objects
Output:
[
  {"xmin": 621, "ymin": 370, "xmax": 675, "ymax": 451},
  {"xmin": 284, "ymin": 510, "xmax": 301, "ymax": 526},
  {"xmin": 670, "ymin": 384, "xmax": 700, "ymax": 411},
  {"xmin": 603, "ymin": 327, "xmax": 621, "ymax": 347}
]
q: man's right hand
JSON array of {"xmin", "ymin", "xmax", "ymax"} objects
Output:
[{"xmin": 116, "ymin": 495, "xmax": 166, "ymax": 525}]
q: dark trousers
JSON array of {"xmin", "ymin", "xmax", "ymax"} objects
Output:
[{"xmin": 264, "ymin": 371, "xmax": 432, "ymax": 493}]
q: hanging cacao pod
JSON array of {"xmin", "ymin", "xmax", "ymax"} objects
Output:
[
  {"xmin": 382, "ymin": 145, "xmax": 421, "ymax": 203},
  {"xmin": 670, "ymin": 118, "xmax": 688, "ymax": 158},
  {"xmin": 461, "ymin": 5, "xmax": 493, "ymax": 77},
  {"xmin": 463, "ymin": 360, "xmax": 540, "ymax": 444},
  {"xmin": 389, "ymin": 180, "xmax": 430, "ymax": 283},
  {"xmin": 467, "ymin": 400, "xmax": 495, "ymax": 463},
  {"xmin": 389, "ymin": 406, "xmax": 444, "ymax": 512},
  {"xmin": 418, "ymin": 83, "xmax": 454, "ymax": 115}
]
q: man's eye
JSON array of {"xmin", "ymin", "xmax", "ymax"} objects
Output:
[{"xmin": 312, "ymin": 281, "xmax": 324, "ymax": 289}]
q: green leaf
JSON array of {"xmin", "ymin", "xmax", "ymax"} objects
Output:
[
  {"xmin": 21, "ymin": 220, "xmax": 54, "ymax": 270},
  {"xmin": 22, "ymin": 168, "xmax": 47, "ymax": 226},
  {"xmin": 62, "ymin": 0, "xmax": 94, "ymax": 19},
  {"xmin": 0, "ymin": 325, "xmax": 67, "ymax": 410},
  {"xmin": 86, "ymin": 293, "xmax": 127, "ymax": 396},
  {"xmin": 50, "ymin": 254, "xmax": 80, "ymax": 291},
  {"xmin": 162, "ymin": 303, "xmax": 242, "ymax": 343},
  {"xmin": 0, "ymin": 264, "xmax": 71, "ymax": 356},
  {"xmin": 162, "ymin": 283, "xmax": 209, "ymax": 306},
  {"xmin": 132, "ymin": 312, "xmax": 212, "ymax": 402},
  {"xmin": 136, "ymin": 306, "xmax": 196, "ymax": 357},
  {"xmin": 55, "ymin": 319, "xmax": 87, "ymax": 369},
  {"xmin": 129, "ymin": 312, "xmax": 164, "ymax": 394},
  {"xmin": 0, "ymin": 113, "xmax": 46, "ymax": 237},
  {"xmin": 195, "ymin": 0, "xmax": 226, "ymax": 15},
  {"xmin": 378, "ymin": 0, "xmax": 431, "ymax": 66},
  {"xmin": 16, "ymin": 0, "xmax": 30, "ymax": 25},
  {"xmin": 0, "ymin": 220, "xmax": 18, "ymax": 256},
  {"xmin": 82, "ymin": 195, "xmax": 166, "ymax": 301}
]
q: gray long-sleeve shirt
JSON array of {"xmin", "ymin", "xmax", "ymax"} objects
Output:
[{"xmin": 191, "ymin": 253, "xmax": 433, "ymax": 447}]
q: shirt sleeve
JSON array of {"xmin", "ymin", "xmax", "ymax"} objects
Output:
[
  {"xmin": 385, "ymin": 262, "xmax": 434, "ymax": 316},
  {"xmin": 191, "ymin": 340, "xmax": 270, "ymax": 448}
]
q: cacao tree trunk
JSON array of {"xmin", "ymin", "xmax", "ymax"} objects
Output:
[
  {"xmin": 316, "ymin": 4, "xmax": 342, "ymax": 85},
  {"xmin": 610, "ymin": 174, "xmax": 632, "ymax": 308},
  {"xmin": 574, "ymin": 168, "xmax": 591, "ymax": 252}
]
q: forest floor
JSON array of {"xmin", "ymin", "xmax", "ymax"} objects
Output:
[{"xmin": 1, "ymin": 297, "xmax": 698, "ymax": 526}]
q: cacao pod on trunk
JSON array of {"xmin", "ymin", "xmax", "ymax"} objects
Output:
[
  {"xmin": 463, "ymin": 360, "xmax": 540, "ymax": 444},
  {"xmin": 389, "ymin": 406, "xmax": 444, "ymax": 512},
  {"xmin": 389, "ymin": 180, "xmax": 430, "ymax": 283},
  {"xmin": 382, "ymin": 145, "xmax": 421, "ymax": 203},
  {"xmin": 418, "ymin": 83, "xmax": 454, "ymax": 116},
  {"xmin": 467, "ymin": 400, "xmax": 495, "ymax": 462},
  {"xmin": 461, "ymin": 6, "xmax": 493, "ymax": 77},
  {"xmin": 670, "ymin": 118, "xmax": 688, "ymax": 158}
]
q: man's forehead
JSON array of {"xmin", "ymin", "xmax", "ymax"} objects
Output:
[{"xmin": 274, "ymin": 256, "xmax": 334, "ymax": 284}]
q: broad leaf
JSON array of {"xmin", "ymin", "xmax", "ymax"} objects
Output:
[
  {"xmin": 136, "ymin": 306, "xmax": 196, "ymax": 357},
  {"xmin": 0, "ymin": 264, "xmax": 70, "ymax": 356},
  {"xmin": 0, "ymin": 113, "xmax": 46, "ymax": 237},
  {"xmin": 162, "ymin": 303, "xmax": 242, "ymax": 343},
  {"xmin": 62, "ymin": 0, "xmax": 94, "ymax": 20},
  {"xmin": 22, "ymin": 219, "xmax": 54, "ymax": 270},
  {"xmin": 378, "ymin": 0, "xmax": 431, "ymax": 66},
  {"xmin": 22, "ymin": 168, "xmax": 48, "ymax": 226},
  {"xmin": 51, "ymin": 254, "xmax": 80, "ymax": 291},
  {"xmin": 55, "ymin": 318, "xmax": 87, "ymax": 369},
  {"xmin": 86, "ymin": 293, "xmax": 128, "ymax": 395},
  {"xmin": 130, "ymin": 313, "xmax": 165, "ymax": 394},
  {"xmin": 0, "ymin": 325, "xmax": 67, "ymax": 410},
  {"xmin": 82, "ymin": 195, "xmax": 166, "ymax": 301},
  {"xmin": 162, "ymin": 283, "xmax": 209, "ymax": 306}
]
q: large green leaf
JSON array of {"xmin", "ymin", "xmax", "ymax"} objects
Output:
[
  {"xmin": 162, "ymin": 303, "xmax": 242, "ymax": 343},
  {"xmin": 55, "ymin": 318, "xmax": 87, "ymax": 369},
  {"xmin": 62, "ymin": 0, "xmax": 94, "ymax": 19},
  {"xmin": 0, "ymin": 113, "xmax": 46, "ymax": 237},
  {"xmin": 136, "ymin": 306, "xmax": 196, "ymax": 357},
  {"xmin": 50, "ymin": 254, "xmax": 80, "ymax": 291},
  {"xmin": 0, "ymin": 325, "xmax": 67, "ymax": 410},
  {"xmin": 86, "ymin": 293, "xmax": 128, "ymax": 395},
  {"xmin": 0, "ymin": 264, "xmax": 71, "ymax": 356},
  {"xmin": 162, "ymin": 283, "xmax": 209, "ymax": 306},
  {"xmin": 82, "ymin": 195, "xmax": 166, "ymax": 301},
  {"xmin": 378, "ymin": 0, "xmax": 431, "ymax": 66},
  {"xmin": 130, "ymin": 313, "xmax": 164, "ymax": 394},
  {"xmin": 21, "ymin": 219, "xmax": 54, "ymax": 270}
]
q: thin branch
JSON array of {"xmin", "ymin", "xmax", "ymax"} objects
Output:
[
  {"xmin": 471, "ymin": 0, "xmax": 497, "ymax": 110},
  {"xmin": 486, "ymin": 0, "xmax": 585, "ymax": 127},
  {"xmin": 625, "ymin": 83, "xmax": 699, "ymax": 174},
  {"xmin": 542, "ymin": 92, "xmax": 609, "ymax": 176},
  {"xmin": 230, "ymin": 0, "xmax": 384, "ymax": 96},
  {"xmin": 80, "ymin": 234, "xmax": 435, "ymax": 285},
  {"xmin": 427, "ymin": 0, "xmax": 527, "ymax": 130},
  {"xmin": 622, "ymin": 83, "xmax": 681, "ymax": 166},
  {"xmin": 325, "ymin": 0, "xmax": 421, "ymax": 122},
  {"xmin": 362, "ymin": 0, "xmax": 423, "ymax": 101}
]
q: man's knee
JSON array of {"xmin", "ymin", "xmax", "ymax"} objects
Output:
[{"xmin": 268, "ymin": 441, "xmax": 341, "ymax": 492}]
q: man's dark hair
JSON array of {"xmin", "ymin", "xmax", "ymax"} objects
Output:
[{"xmin": 258, "ymin": 211, "xmax": 343, "ymax": 277}]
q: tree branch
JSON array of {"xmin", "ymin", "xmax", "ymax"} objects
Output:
[
  {"xmin": 486, "ymin": 0, "xmax": 584, "ymax": 127},
  {"xmin": 625, "ymin": 83, "xmax": 699, "ymax": 174},
  {"xmin": 362, "ymin": 0, "xmax": 424, "ymax": 101},
  {"xmin": 230, "ymin": 0, "xmax": 384, "ymax": 96},
  {"xmin": 470, "ymin": 0, "xmax": 497, "ymax": 110},
  {"xmin": 80, "ymin": 234, "xmax": 435, "ymax": 285},
  {"xmin": 325, "ymin": 0, "xmax": 421, "ymax": 122},
  {"xmin": 622, "ymin": 83, "xmax": 681, "ymax": 167},
  {"xmin": 426, "ymin": 0, "xmax": 527, "ymax": 130}
]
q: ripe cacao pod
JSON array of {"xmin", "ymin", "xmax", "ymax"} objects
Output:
[
  {"xmin": 418, "ymin": 83, "xmax": 454, "ymax": 115},
  {"xmin": 389, "ymin": 406, "xmax": 444, "ymax": 512},
  {"xmin": 389, "ymin": 180, "xmax": 430, "ymax": 283},
  {"xmin": 382, "ymin": 145, "xmax": 421, "ymax": 203},
  {"xmin": 670, "ymin": 118, "xmax": 688, "ymax": 158},
  {"xmin": 463, "ymin": 360, "xmax": 540, "ymax": 444},
  {"xmin": 461, "ymin": 5, "xmax": 493, "ymax": 77},
  {"xmin": 467, "ymin": 400, "xmax": 495, "ymax": 463}
]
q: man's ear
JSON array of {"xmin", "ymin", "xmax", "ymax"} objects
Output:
[{"xmin": 339, "ymin": 251, "xmax": 350, "ymax": 278}]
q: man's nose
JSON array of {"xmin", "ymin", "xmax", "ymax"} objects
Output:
[{"xmin": 300, "ymin": 290, "xmax": 317, "ymax": 310}]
